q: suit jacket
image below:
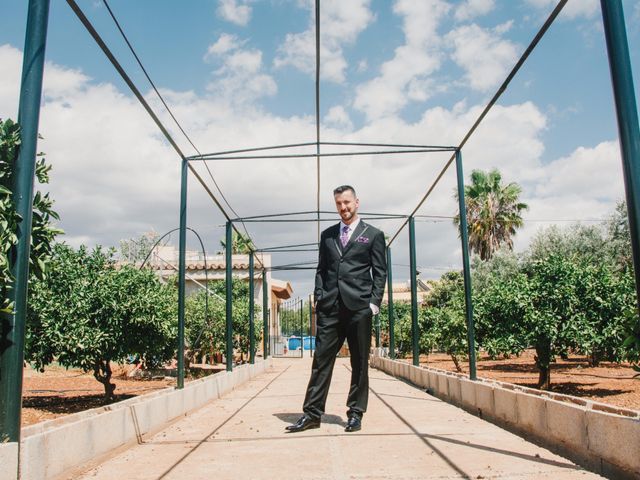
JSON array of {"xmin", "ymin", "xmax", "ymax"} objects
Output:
[{"xmin": 314, "ymin": 220, "xmax": 387, "ymax": 312}]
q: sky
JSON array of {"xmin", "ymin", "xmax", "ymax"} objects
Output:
[{"xmin": 1, "ymin": 0, "xmax": 639, "ymax": 297}]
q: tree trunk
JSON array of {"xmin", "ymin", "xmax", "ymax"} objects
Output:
[
  {"xmin": 450, "ymin": 354, "xmax": 463, "ymax": 373},
  {"xmin": 534, "ymin": 340, "xmax": 551, "ymax": 390},
  {"xmin": 589, "ymin": 350, "xmax": 601, "ymax": 367},
  {"xmin": 93, "ymin": 359, "xmax": 116, "ymax": 401}
]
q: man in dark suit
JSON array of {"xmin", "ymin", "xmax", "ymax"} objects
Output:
[{"xmin": 286, "ymin": 185, "xmax": 387, "ymax": 433}]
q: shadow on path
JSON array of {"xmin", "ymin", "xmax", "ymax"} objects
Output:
[
  {"xmin": 273, "ymin": 412, "xmax": 345, "ymax": 427},
  {"xmin": 155, "ymin": 366, "xmax": 290, "ymax": 480}
]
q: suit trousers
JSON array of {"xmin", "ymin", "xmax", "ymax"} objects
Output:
[{"xmin": 302, "ymin": 297, "xmax": 372, "ymax": 419}]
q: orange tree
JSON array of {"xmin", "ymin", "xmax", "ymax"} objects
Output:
[
  {"xmin": 26, "ymin": 244, "xmax": 176, "ymax": 400},
  {"xmin": 473, "ymin": 225, "xmax": 634, "ymax": 389},
  {"xmin": 185, "ymin": 279, "xmax": 261, "ymax": 364},
  {"xmin": 0, "ymin": 118, "xmax": 61, "ymax": 314}
]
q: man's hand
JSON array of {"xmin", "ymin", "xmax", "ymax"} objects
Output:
[{"xmin": 369, "ymin": 303, "xmax": 379, "ymax": 315}]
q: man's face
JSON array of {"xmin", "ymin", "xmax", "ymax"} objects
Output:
[{"xmin": 334, "ymin": 190, "xmax": 359, "ymax": 224}]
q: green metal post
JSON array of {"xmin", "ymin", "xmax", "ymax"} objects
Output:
[
  {"xmin": 262, "ymin": 270, "xmax": 269, "ymax": 358},
  {"xmin": 300, "ymin": 299, "xmax": 304, "ymax": 358},
  {"xmin": 601, "ymin": 0, "xmax": 640, "ymax": 312},
  {"xmin": 0, "ymin": 0, "xmax": 51, "ymax": 445},
  {"xmin": 387, "ymin": 246, "xmax": 395, "ymax": 359},
  {"xmin": 225, "ymin": 221, "xmax": 233, "ymax": 372},
  {"xmin": 375, "ymin": 315, "xmax": 380, "ymax": 348},
  {"xmin": 176, "ymin": 159, "xmax": 188, "ymax": 389},
  {"xmin": 455, "ymin": 149, "xmax": 477, "ymax": 380},
  {"xmin": 249, "ymin": 253, "xmax": 255, "ymax": 364},
  {"xmin": 408, "ymin": 216, "xmax": 419, "ymax": 366}
]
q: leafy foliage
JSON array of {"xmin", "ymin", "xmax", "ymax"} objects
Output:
[
  {"xmin": 391, "ymin": 210, "xmax": 638, "ymax": 389},
  {"xmin": 219, "ymin": 230, "xmax": 254, "ymax": 254},
  {"xmin": 185, "ymin": 279, "xmax": 261, "ymax": 363},
  {"xmin": 474, "ymin": 225, "xmax": 637, "ymax": 388},
  {"xmin": 280, "ymin": 299, "xmax": 311, "ymax": 337},
  {"xmin": 606, "ymin": 200, "xmax": 632, "ymax": 272},
  {"xmin": 604, "ymin": 201, "xmax": 640, "ymax": 367},
  {"xmin": 454, "ymin": 169, "xmax": 528, "ymax": 260},
  {"xmin": 0, "ymin": 118, "xmax": 62, "ymax": 313},
  {"xmin": 420, "ymin": 272, "xmax": 469, "ymax": 371},
  {"xmin": 520, "ymin": 253, "xmax": 582, "ymax": 389},
  {"xmin": 26, "ymin": 244, "xmax": 177, "ymax": 399},
  {"xmin": 378, "ymin": 301, "xmax": 412, "ymax": 356}
]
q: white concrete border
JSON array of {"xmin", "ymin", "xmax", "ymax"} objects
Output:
[
  {"xmin": 370, "ymin": 352, "xmax": 640, "ymax": 479},
  {"xmin": 0, "ymin": 442, "xmax": 19, "ymax": 480},
  {"xmin": 13, "ymin": 359, "xmax": 272, "ymax": 480}
]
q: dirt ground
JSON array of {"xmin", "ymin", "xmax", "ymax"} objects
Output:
[
  {"xmin": 419, "ymin": 350, "xmax": 640, "ymax": 411},
  {"xmin": 21, "ymin": 363, "xmax": 177, "ymax": 427}
]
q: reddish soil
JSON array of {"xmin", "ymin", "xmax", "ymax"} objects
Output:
[
  {"xmin": 419, "ymin": 350, "xmax": 640, "ymax": 412},
  {"xmin": 21, "ymin": 364, "xmax": 175, "ymax": 427}
]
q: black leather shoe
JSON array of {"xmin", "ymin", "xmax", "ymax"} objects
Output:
[
  {"xmin": 345, "ymin": 415, "xmax": 362, "ymax": 432},
  {"xmin": 285, "ymin": 415, "xmax": 320, "ymax": 433}
]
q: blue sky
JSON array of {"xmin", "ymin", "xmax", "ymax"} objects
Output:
[{"xmin": 1, "ymin": 0, "xmax": 639, "ymax": 295}]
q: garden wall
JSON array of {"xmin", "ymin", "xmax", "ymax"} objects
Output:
[
  {"xmin": 0, "ymin": 359, "xmax": 273, "ymax": 480},
  {"xmin": 370, "ymin": 351, "xmax": 640, "ymax": 480}
]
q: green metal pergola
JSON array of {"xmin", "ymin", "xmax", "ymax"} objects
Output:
[{"xmin": 1, "ymin": 5, "xmax": 639, "ymax": 475}]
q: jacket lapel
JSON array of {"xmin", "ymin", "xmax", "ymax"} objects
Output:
[
  {"xmin": 331, "ymin": 224, "xmax": 343, "ymax": 256},
  {"xmin": 342, "ymin": 221, "xmax": 369, "ymax": 256}
]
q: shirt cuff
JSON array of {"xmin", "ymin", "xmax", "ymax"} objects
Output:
[{"xmin": 369, "ymin": 303, "xmax": 379, "ymax": 315}]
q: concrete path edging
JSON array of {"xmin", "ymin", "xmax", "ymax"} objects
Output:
[
  {"xmin": 0, "ymin": 442, "xmax": 19, "ymax": 480},
  {"xmin": 370, "ymin": 352, "xmax": 640, "ymax": 479},
  {"xmin": 11, "ymin": 359, "xmax": 272, "ymax": 480}
]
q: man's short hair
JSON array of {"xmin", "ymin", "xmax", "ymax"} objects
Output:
[{"xmin": 333, "ymin": 185, "xmax": 356, "ymax": 196}]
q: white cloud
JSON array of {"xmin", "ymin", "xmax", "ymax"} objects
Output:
[
  {"xmin": 0, "ymin": 44, "xmax": 22, "ymax": 116},
  {"xmin": 0, "ymin": 38, "xmax": 625, "ymax": 294},
  {"xmin": 217, "ymin": 0, "xmax": 252, "ymax": 26},
  {"xmin": 0, "ymin": 44, "xmax": 312, "ymax": 259},
  {"xmin": 204, "ymin": 36, "xmax": 277, "ymax": 105},
  {"xmin": 514, "ymin": 140, "xmax": 625, "ymax": 248},
  {"xmin": 353, "ymin": 0, "xmax": 450, "ymax": 120},
  {"xmin": 0, "ymin": 45, "xmax": 181, "ymax": 250},
  {"xmin": 274, "ymin": 0, "xmax": 374, "ymax": 83},
  {"xmin": 446, "ymin": 23, "xmax": 519, "ymax": 92},
  {"xmin": 204, "ymin": 33, "xmax": 243, "ymax": 60},
  {"xmin": 223, "ymin": 49, "xmax": 262, "ymax": 73},
  {"xmin": 532, "ymin": 141, "xmax": 623, "ymax": 200},
  {"xmin": 323, "ymin": 105, "xmax": 353, "ymax": 131},
  {"xmin": 454, "ymin": 0, "xmax": 495, "ymax": 22},
  {"xmin": 209, "ymin": 52, "xmax": 277, "ymax": 104},
  {"xmin": 524, "ymin": 0, "xmax": 599, "ymax": 19}
]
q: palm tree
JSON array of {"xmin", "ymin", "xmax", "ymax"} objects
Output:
[
  {"xmin": 219, "ymin": 230, "xmax": 254, "ymax": 254},
  {"xmin": 453, "ymin": 169, "xmax": 528, "ymax": 260}
]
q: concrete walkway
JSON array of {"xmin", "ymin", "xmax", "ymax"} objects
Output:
[{"xmin": 66, "ymin": 358, "xmax": 603, "ymax": 479}]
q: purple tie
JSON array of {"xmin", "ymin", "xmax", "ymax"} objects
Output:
[{"xmin": 340, "ymin": 225, "xmax": 350, "ymax": 247}]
